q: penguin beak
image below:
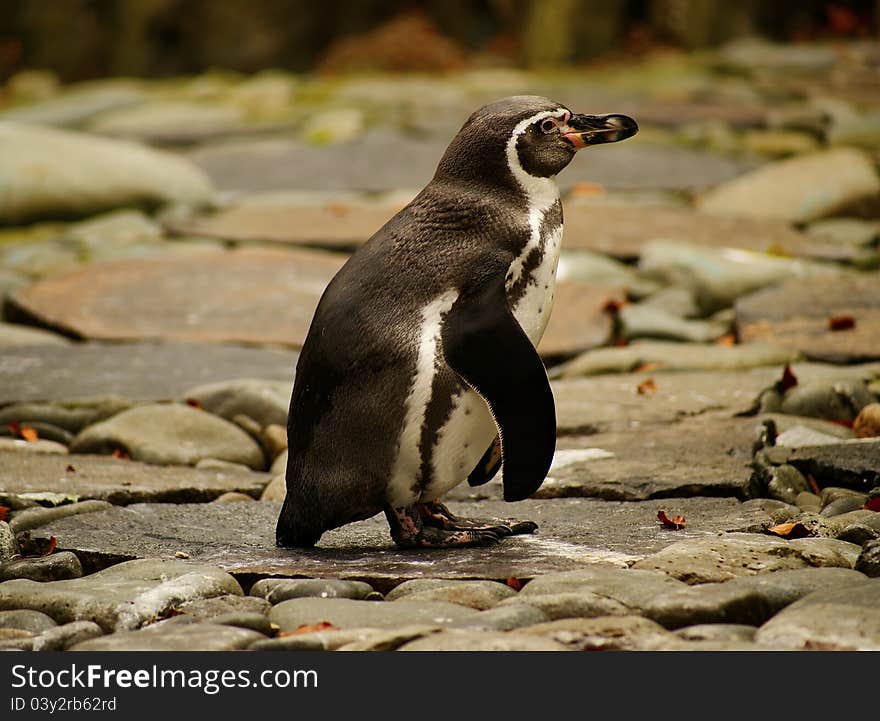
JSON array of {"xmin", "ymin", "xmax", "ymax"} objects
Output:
[{"xmin": 561, "ymin": 113, "xmax": 638, "ymax": 149}]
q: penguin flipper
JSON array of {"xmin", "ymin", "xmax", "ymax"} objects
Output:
[
  {"xmin": 442, "ymin": 275, "xmax": 556, "ymax": 502},
  {"xmin": 467, "ymin": 436, "xmax": 501, "ymax": 487}
]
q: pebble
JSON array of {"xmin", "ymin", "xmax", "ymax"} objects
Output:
[
  {"xmin": 497, "ymin": 591, "xmax": 631, "ymax": 620},
  {"xmin": 211, "ymin": 492, "xmax": 256, "ymax": 503},
  {"xmin": 398, "ymin": 630, "xmax": 569, "ymax": 651},
  {"xmin": 70, "ymin": 403, "xmax": 266, "ymax": 469},
  {"xmin": 250, "ymin": 629, "xmax": 378, "ymax": 652},
  {"xmin": 0, "ymin": 522, "xmax": 18, "ymax": 562},
  {"xmin": 0, "ymin": 609, "xmax": 57, "ymax": 633},
  {"xmin": 9, "ymin": 500, "xmax": 113, "ymax": 533},
  {"xmin": 175, "ymin": 594, "xmax": 271, "ymax": 619},
  {"xmin": 517, "ymin": 615, "xmax": 677, "ymax": 651},
  {"xmin": 182, "ymin": 379, "xmax": 291, "ymax": 429},
  {"xmin": 33, "ymin": 620, "xmax": 103, "ymax": 651},
  {"xmin": 675, "ymin": 624, "xmax": 757, "ymax": 642},
  {"xmin": 250, "ymin": 578, "xmax": 377, "ymax": 603},
  {"xmin": 755, "ymin": 579, "xmax": 880, "ymax": 650},
  {"xmin": 795, "ymin": 492, "xmax": 822, "ymax": 513},
  {"xmin": 0, "ymin": 438, "xmax": 69, "ymax": 455},
  {"xmin": 385, "ymin": 579, "xmax": 516, "ymax": 610},
  {"xmin": 854, "ymin": 403, "xmax": 880, "ymax": 438},
  {"xmin": 0, "ymin": 551, "xmax": 83, "ymax": 582},
  {"xmin": 821, "ymin": 496, "xmax": 868, "ymax": 518},
  {"xmin": 269, "ymin": 598, "xmax": 479, "ymax": 632},
  {"xmin": 765, "ymin": 464, "xmax": 811, "ymax": 505},
  {"xmin": 259, "ymin": 473, "xmax": 286, "ymax": 502},
  {"xmin": 780, "ymin": 382, "xmax": 875, "ymax": 423},
  {"xmin": 855, "ymin": 540, "xmax": 880, "ymax": 577},
  {"xmin": 71, "ymin": 617, "xmax": 264, "ymax": 651},
  {"xmin": 450, "ymin": 604, "xmax": 549, "ymax": 632},
  {"xmin": 208, "ymin": 612, "xmax": 274, "ymax": 636},
  {"xmin": 0, "ymin": 322, "xmax": 71, "ymax": 347},
  {"xmin": 619, "ymin": 304, "xmax": 729, "ymax": 343},
  {"xmin": 337, "ymin": 625, "xmax": 441, "ymax": 652},
  {"xmin": 0, "ymin": 558, "xmax": 243, "ymax": 632}
]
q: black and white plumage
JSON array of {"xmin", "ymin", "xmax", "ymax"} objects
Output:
[{"xmin": 277, "ymin": 95, "xmax": 637, "ymax": 549}]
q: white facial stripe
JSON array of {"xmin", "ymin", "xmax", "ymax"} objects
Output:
[
  {"xmin": 505, "ymin": 108, "xmax": 565, "ymax": 293},
  {"xmin": 388, "ymin": 288, "xmax": 459, "ymax": 507}
]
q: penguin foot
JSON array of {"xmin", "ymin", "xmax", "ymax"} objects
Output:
[
  {"xmin": 419, "ymin": 501, "xmax": 538, "ymax": 537},
  {"xmin": 385, "ymin": 504, "xmax": 508, "ymax": 549}
]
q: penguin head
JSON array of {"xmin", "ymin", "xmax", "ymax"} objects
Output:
[{"xmin": 436, "ymin": 95, "xmax": 638, "ymax": 188}]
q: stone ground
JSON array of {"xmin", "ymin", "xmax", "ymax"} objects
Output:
[{"xmin": 2, "ymin": 40, "xmax": 880, "ymax": 651}]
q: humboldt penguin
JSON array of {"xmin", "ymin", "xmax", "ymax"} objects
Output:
[{"xmin": 277, "ymin": 95, "xmax": 638, "ymax": 548}]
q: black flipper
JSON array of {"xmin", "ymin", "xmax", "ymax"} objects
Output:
[
  {"xmin": 442, "ymin": 274, "xmax": 556, "ymax": 502},
  {"xmin": 468, "ymin": 436, "xmax": 502, "ymax": 487}
]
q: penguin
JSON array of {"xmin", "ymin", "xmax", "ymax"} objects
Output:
[{"xmin": 277, "ymin": 96, "xmax": 638, "ymax": 549}]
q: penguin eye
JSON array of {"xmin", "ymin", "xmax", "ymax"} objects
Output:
[{"xmin": 540, "ymin": 118, "xmax": 556, "ymax": 134}]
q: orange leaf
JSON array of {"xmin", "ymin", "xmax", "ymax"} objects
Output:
[
  {"xmin": 281, "ymin": 621, "xmax": 338, "ymax": 637},
  {"xmin": 8, "ymin": 420, "xmax": 20, "ymax": 436},
  {"xmin": 40, "ymin": 536, "xmax": 58, "ymax": 556},
  {"xmin": 828, "ymin": 315, "xmax": 855, "ymax": 331},
  {"xmin": 657, "ymin": 510, "xmax": 686, "ymax": 529},
  {"xmin": 807, "ymin": 473, "xmax": 821, "ymax": 495},
  {"xmin": 112, "ymin": 449, "xmax": 130, "ymax": 460},
  {"xmin": 0, "ymin": 506, "xmax": 9, "ymax": 522},
  {"xmin": 506, "ymin": 576, "xmax": 523, "ymax": 591},
  {"xmin": 602, "ymin": 298, "xmax": 624, "ymax": 314},
  {"xmin": 716, "ymin": 334, "xmax": 736, "ymax": 347},
  {"xmin": 864, "ymin": 497, "xmax": 880, "ymax": 512},
  {"xmin": 634, "ymin": 362, "xmax": 664, "ymax": 373},
  {"xmin": 767, "ymin": 522, "xmax": 812, "ymax": 539},
  {"xmin": 20, "ymin": 426, "xmax": 38, "ymax": 442},
  {"xmin": 325, "ymin": 202, "xmax": 350, "ymax": 217},
  {"xmin": 570, "ymin": 181, "xmax": 606, "ymax": 198},
  {"xmin": 185, "ymin": 398, "xmax": 202, "ymax": 409},
  {"xmin": 780, "ymin": 363, "xmax": 798, "ymax": 392},
  {"xmin": 637, "ymin": 378, "xmax": 657, "ymax": 396}
]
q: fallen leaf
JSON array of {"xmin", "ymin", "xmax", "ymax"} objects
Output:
[
  {"xmin": 828, "ymin": 315, "xmax": 856, "ymax": 331},
  {"xmin": 715, "ymin": 334, "xmax": 736, "ymax": 347},
  {"xmin": 602, "ymin": 298, "xmax": 625, "ymax": 314},
  {"xmin": 281, "ymin": 621, "xmax": 338, "ymax": 637},
  {"xmin": 112, "ymin": 449, "xmax": 130, "ymax": 460},
  {"xmin": 570, "ymin": 181, "xmax": 606, "ymax": 197},
  {"xmin": 506, "ymin": 576, "xmax": 523, "ymax": 591},
  {"xmin": 807, "ymin": 473, "xmax": 821, "ymax": 495},
  {"xmin": 20, "ymin": 426, "xmax": 38, "ymax": 442},
  {"xmin": 325, "ymin": 202, "xmax": 350, "ymax": 217},
  {"xmin": 65, "ymin": 464, "xmax": 76, "ymax": 473},
  {"xmin": 8, "ymin": 420, "xmax": 20, "ymax": 436},
  {"xmin": 41, "ymin": 536, "xmax": 57, "ymax": 556},
  {"xmin": 767, "ymin": 522, "xmax": 812, "ymax": 539},
  {"xmin": 779, "ymin": 363, "xmax": 798, "ymax": 392},
  {"xmin": 0, "ymin": 506, "xmax": 9, "ymax": 522},
  {"xmin": 637, "ymin": 378, "xmax": 657, "ymax": 395},
  {"xmin": 864, "ymin": 497, "xmax": 880, "ymax": 512},
  {"xmin": 613, "ymin": 337, "xmax": 629, "ymax": 347},
  {"xmin": 184, "ymin": 398, "xmax": 202, "ymax": 409},
  {"xmin": 657, "ymin": 510, "xmax": 686, "ymax": 529}
]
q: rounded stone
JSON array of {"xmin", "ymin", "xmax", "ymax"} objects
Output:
[
  {"xmin": 251, "ymin": 578, "xmax": 376, "ymax": 603},
  {"xmin": 385, "ymin": 579, "xmax": 516, "ymax": 610},
  {"xmin": 32, "ymin": 620, "xmax": 103, "ymax": 651},
  {"xmin": 0, "ymin": 551, "xmax": 83, "ymax": 582},
  {"xmin": 854, "ymin": 403, "xmax": 880, "ymax": 438},
  {"xmin": 0, "ymin": 609, "xmax": 58, "ymax": 633},
  {"xmin": 398, "ymin": 630, "xmax": 568, "ymax": 651},
  {"xmin": 675, "ymin": 624, "xmax": 758, "ymax": 642},
  {"xmin": 451, "ymin": 604, "xmax": 549, "ymax": 631},
  {"xmin": 0, "ymin": 521, "xmax": 18, "ymax": 562},
  {"xmin": 70, "ymin": 403, "xmax": 266, "ymax": 469},
  {"xmin": 855, "ymin": 539, "xmax": 880, "ymax": 577},
  {"xmin": 822, "ymin": 496, "xmax": 870, "ymax": 518},
  {"xmin": 259, "ymin": 473, "xmax": 286, "ymax": 502},
  {"xmin": 182, "ymin": 379, "xmax": 291, "ymax": 430},
  {"xmin": 211, "ymin": 492, "xmax": 256, "ymax": 503}
]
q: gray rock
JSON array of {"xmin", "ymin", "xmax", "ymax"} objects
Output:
[
  {"xmin": 781, "ymin": 382, "xmax": 875, "ymax": 423},
  {"xmin": 619, "ymin": 304, "xmax": 729, "ymax": 343},
  {"xmin": 87, "ymin": 101, "xmax": 249, "ymax": 144},
  {"xmin": 768, "ymin": 439, "xmax": 880, "ymax": 490},
  {"xmin": 9, "ymin": 500, "xmax": 112, "ymax": 533},
  {"xmin": 0, "ymin": 84, "xmax": 145, "ymax": 128},
  {"xmin": 269, "ymin": 598, "xmax": 478, "ymax": 632},
  {"xmin": 250, "ymin": 578, "xmax": 377, "ymax": 603},
  {"xmin": 0, "ymin": 322, "xmax": 70, "ymax": 347},
  {"xmin": 71, "ymin": 617, "xmax": 263, "ymax": 651},
  {"xmin": 385, "ymin": 579, "xmax": 516, "ymax": 610},
  {"xmin": 675, "ymin": 624, "xmax": 757, "ymax": 642},
  {"xmin": 175, "ymin": 594, "xmax": 271, "ymax": 620},
  {"xmin": 0, "ymin": 438, "xmax": 68, "ymax": 456},
  {"xmin": 450, "ymin": 604, "xmax": 549, "ymax": 632},
  {"xmin": 820, "ymin": 487, "xmax": 868, "ymax": 507},
  {"xmin": 0, "ymin": 522, "xmax": 17, "ymax": 562},
  {"xmin": 209, "ymin": 612, "xmax": 274, "ymax": 636},
  {"xmin": 496, "ymin": 591, "xmax": 631, "ymax": 620},
  {"xmin": 398, "ymin": 630, "xmax": 569, "ymax": 651},
  {"xmin": 211, "ymin": 491, "xmax": 257, "ymax": 503},
  {"xmin": 0, "ymin": 551, "xmax": 83, "ymax": 582},
  {"xmin": 553, "ymin": 341, "xmax": 798, "ymax": 379},
  {"xmin": 856, "ymin": 539, "xmax": 880, "ymax": 577},
  {"xmin": 71, "ymin": 403, "xmax": 265, "ymax": 469},
  {"xmin": 795, "ymin": 492, "xmax": 822, "ymax": 513},
  {"xmin": 183, "ymin": 379, "xmax": 291, "ymax": 429},
  {"xmin": 0, "ymin": 450, "xmax": 269, "ymax": 506},
  {"xmin": 636, "ymin": 287, "xmax": 700, "ymax": 318},
  {"xmin": 337, "ymin": 626, "xmax": 441, "ymax": 652},
  {"xmin": 774, "ymin": 426, "xmax": 846, "ymax": 448},
  {"xmin": 33, "ymin": 620, "xmax": 103, "ymax": 651},
  {"xmin": 766, "ymin": 465, "xmax": 811, "ymax": 505},
  {"xmin": 0, "ymin": 122, "xmax": 213, "ymax": 224},
  {"xmin": 0, "ymin": 239, "xmax": 81, "ymax": 278},
  {"xmin": 0, "ymin": 609, "xmax": 57, "ymax": 633},
  {"xmin": 697, "ymin": 148, "xmax": 880, "ymax": 223},
  {"xmin": 645, "ymin": 567, "xmax": 867, "ymax": 628},
  {"xmin": 259, "ymin": 473, "xmax": 286, "ymax": 502},
  {"xmin": 517, "ymin": 615, "xmax": 677, "ymax": 651},
  {"xmin": 0, "ymin": 342, "xmax": 297, "ymax": 405},
  {"xmin": 755, "ymin": 579, "xmax": 880, "ymax": 650},
  {"xmin": 633, "ymin": 532, "xmax": 860, "ymax": 584},
  {"xmin": 0, "ymin": 558, "xmax": 243, "ymax": 631},
  {"xmin": 822, "ymin": 496, "xmax": 869, "ymax": 517},
  {"xmin": 837, "ymin": 523, "xmax": 879, "ymax": 546},
  {"xmin": 250, "ymin": 629, "xmax": 376, "ymax": 651}
]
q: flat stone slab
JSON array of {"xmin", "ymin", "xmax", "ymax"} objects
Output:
[
  {"xmin": 0, "ymin": 342, "xmax": 297, "ymax": 405},
  {"xmin": 8, "ymin": 247, "xmax": 345, "ymax": 347},
  {"xmin": 736, "ymin": 274, "xmax": 880, "ymax": 362},
  {"xmin": 0, "ymin": 451, "xmax": 270, "ymax": 506},
  {"xmin": 536, "ymin": 412, "xmax": 755, "ymax": 501},
  {"xmin": 70, "ymin": 618, "xmax": 264, "ymax": 651},
  {"xmin": 29, "ymin": 497, "xmax": 772, "ymax": 591},
  {"xmin": 562, "ymin": 204, "xmax": 820, "ymax": 260},
  {"xmin": 187, "ymin": 133, "xmax": 755, "ymax": 193}
]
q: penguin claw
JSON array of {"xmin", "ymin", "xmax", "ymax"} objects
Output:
[{"xmin": 386, "ymin": 502, "xmax": 537, "ymax": 549}]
